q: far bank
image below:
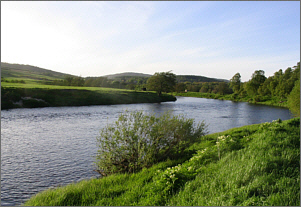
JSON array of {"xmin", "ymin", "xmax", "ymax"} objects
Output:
[
  {"xmin": 1, "ymin": 86, "xmax": 176, "ymax": 110},
  {"xmin": 172, "ymin": 92, "xmax": 289, "ymax": 108}
]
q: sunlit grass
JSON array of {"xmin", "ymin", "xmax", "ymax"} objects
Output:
[
  {"xmin": 1, "ymin": 82, "xmax": 134, "ymax": 92},
  {"xmin": 24, "ymin": 118, "xmax": 300, "ymax": 206},
  {"xmin": 1, "ymin": 83, "xmax": 176, "ymax": 109}
]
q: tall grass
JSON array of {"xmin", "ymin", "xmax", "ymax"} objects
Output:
[
  {"xmin": 24, "ymin": 118, "xmax": 299, "ymax": 206},
  {"xmin": 170, "ymin": 119, "xmax": 300, "ymax": 206}
]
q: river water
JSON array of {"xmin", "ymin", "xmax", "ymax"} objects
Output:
[{"xmin": 1, "ymin": 97, "xmax": 292, "ymax": 206}]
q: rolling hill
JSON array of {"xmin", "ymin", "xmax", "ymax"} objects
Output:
[
  {"xmin": 1, "ymin": 62, "xmax": 228, "ymax": 83},
  {"xmin": 103, "ymin": 72, "xmax": 228, "ymax": 83},
  {"xmin": 1, "ymin": 62, "xmax": 74, "ymax": 81},
  {"xmin": 103, "ymin": 72, "xmax": 152, "ymax": 79}
]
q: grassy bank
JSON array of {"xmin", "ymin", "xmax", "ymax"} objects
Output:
[
  {"xmin": 24, "ymin": 117, "xmax": 300, "ymax": 206},
  {"xmin": 1, "ymin": 84, "xmax": 176, "ymax": 110},
  {"xmin": 173, "ymin": 92, "xmax": 288, "ymax": 108}
]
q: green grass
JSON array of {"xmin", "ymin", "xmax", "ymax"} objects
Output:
[
  {"xmin": 173, "ymin": 92, "xmax": 288, "ymax": 108},
  {"xmin": 24, "ymin": 118, "xmax": 300, "ymax": 206},
  {"xmin": 1, "ymin": 85, "xmax": 176, "ymax": 109},
  {"xmin": 1, "ymin": 81, "xmax": 133, "ymax": 91}
]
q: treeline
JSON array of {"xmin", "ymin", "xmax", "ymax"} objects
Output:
[
  {"xmin": 175, "ymin": 81, "xmax": 232, "ymax": 94},
  {"xmin": 229, "ymin": 62, "xmax": 300, "ymax": 102},
  {"xmin": 175, "ymin": 62, "xmax": 299, "ymax": 98},
  {"xmin": 49, "ymin": 76, "xmax": 148, "ymax": 90},
  {"xmin": 46, "ymin": 62, "xmax": 300, "ymax": 109},
  {"xmin": 176, "ymin": 75, "xmax": 226, "ymax": 83},
  {"xmin": 175, "ymin": 62, "xmax": 300, "ymax": 116},
  {"xmin": 47, "ymin": 74, "xmax": 226, "ymax": 91},
  {"xmin": 1, "ymin": 77, "xmax": 26, "ymax": 84}
]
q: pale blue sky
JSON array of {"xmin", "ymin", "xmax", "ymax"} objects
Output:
[{"xmin": 1, "ymin": 1, "xmax": 300, "ymax": 81}]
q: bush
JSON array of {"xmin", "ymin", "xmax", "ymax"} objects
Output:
[{"xmin": 95, "ymin": 111, "xmax": 207, "ymax": 175}]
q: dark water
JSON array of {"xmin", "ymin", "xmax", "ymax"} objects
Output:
[{"xmin": 1, "ymin": 97, "xmax": 292, "ymax": 206}]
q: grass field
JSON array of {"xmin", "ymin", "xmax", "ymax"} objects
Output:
[
  {"xmin": 1, "ymin": 81, "xmax": 132, "ymax": 91},
  {"xmin": 1, "ymin": 83, "xmax": 176, "ymax": 109},
  {"xmin": 24, "ymin": 117, "xmax": 300, "ymax": 206}
]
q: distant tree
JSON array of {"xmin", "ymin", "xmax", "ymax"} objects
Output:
[
  {"xmin": 245, "ymin": 70, "xmax": 266, "ymax": 96},
  {"xmin": 147, "ymin": 72, "xmax": 176, "ymax": 96},
  {"xmin": 175, "ymin": 83, "xmax": 186, "ymax": 93},
  {"xmin": 199, "ymin": 82, "xmax": 209, "ymax": 93},
  {"xmin": 64, "ymin": 76, "xmax": 74, "ymax": 86},
  {"xmin": 111, "ymin": 81, "xmax": 120, "ymax": 88},
  {"xmin": 215, "ymin": 82, "xmax": 231, "ymax": 95},
  {"xmin": 229, "ymin": 73, "xmax": 241, "ymax": 93},
  {"xmin": 71, "ymin": 76, "xmax": 85, "ymax": 86},
  {"xmin": 126, "ymin": 83, "xmax": 136, "ymax": 90},
  {"xmin": 190, "ymin": 82, "xmax": 201, "ymax": 92}
]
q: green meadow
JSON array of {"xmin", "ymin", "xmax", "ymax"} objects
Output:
[
  {"xmin": 1, "ymin": 64, "xmax": 177, "ymax": 109},
  {"xmin": 1, "ymin": 83, "xmax": 176, "ymax": 109},
  {"xmin": 24, "ymin": 117, "xmax": 300, "ymax": 206}
]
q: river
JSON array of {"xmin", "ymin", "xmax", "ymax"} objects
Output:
[{"xmin": 1, "ymin": 97, "xmax": 293, "ymax": 206}]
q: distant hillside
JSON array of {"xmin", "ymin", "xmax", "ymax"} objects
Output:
[
  {"xmin": 1, "ymin": 62, "xmax": 229, "ymax": 84},
  {"xmin": 1, "ymin": 62, "xmax": 73, "ymax": 81},
  {"xmin": 103, "ymin": 72, "xmax": 228, "ymax": 83},
  {"xmin": 177, "ymin": 75, "xmax": 228, "ymax": 83},
  {"xmin": 103, "ymin": 72, "xmax": 152, "ymax": 79}
]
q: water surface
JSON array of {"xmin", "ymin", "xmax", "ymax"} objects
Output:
[{"xmin": 1, "ymin": 97, "xmax": 292, "ymax": 205}]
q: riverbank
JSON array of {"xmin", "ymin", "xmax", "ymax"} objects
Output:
[
  {"xmin": 24, "ymin": 117, "xmax": 300, "ymax": 206},
  {"xmin": 172, "ymin": 92, "xmax": 288, "ymax": 108},
  {"xmin": 1, "ymin": 85, "xmax": 176, "ymax": 110}
]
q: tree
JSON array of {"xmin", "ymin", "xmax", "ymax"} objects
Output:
[
  {"xmin": 287, "ymin": 80, "xmax": 300, "ymax": 117},
  {"xmin": 64, "ymin": 76, "xmax": 74, "ymax": 86},
  {"xmin": 71, "ymin": 76, "xmax": 85, "ymax": 86},
  {"xmin": 175, "ymin": 83, "xmax": 186, "ymax": 93},
  {"xmin": 229, "ymin": 73, "xmax": 241, "ymax": 93},
  {"xmin": 245, "ymin": 70, "xmax": 266, "ymax": 96},
  {"xmin": 147, "ymin": 72, "xmax": 176, "ymax": 96},
  {"xmin": 216, "ymin": 82, "xmax": 231, "ymax": 95}
]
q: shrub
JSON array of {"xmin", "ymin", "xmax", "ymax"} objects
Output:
[{"xmin": 95, "ymin": 111, "xmax": 207, "ymax": 175}]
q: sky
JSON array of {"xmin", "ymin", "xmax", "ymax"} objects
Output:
[{"xmin": 1, "ymin": 1, "xmax": 300, "ymax": 82}]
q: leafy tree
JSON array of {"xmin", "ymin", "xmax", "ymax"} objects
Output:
[
  {"xmin": 84, "ymin": 77, "xmax": 109, "ymax": 87},
  {"xmin": 245, "ymin": 70, "xmax": 266, "ymax": 96},
  {"xmin": 95, "ymin": 111, "xmax": 207, "ymax": 175},
  {"xmin": 64, "ymin": 76, "xmax": 74, "ymax": 86},
  {"xmin": 258, "ymin": 77, "xmax": 272, "ymax": 96},
  {"xmin": 199, "ymin": 82, "xmax": 209, "ymax": 93},
  {"xmin": 287, "ymin": 80, "xmax": 300, "ymax": 116},
  {"xmin": 71, "ymin": 76, "xmax": 85, "ymax": 86},
  {"xmin": 229, "ymin": 73, "xmax": 241, "ymax": 93},
  {"xmin": 216, "ymin": 82, "xmax": 232, "ymax": 95},
  {"xmin": 186, "ymin": 82, "xmax": 201, "ymax": 92},
  {"xmin": 175, "ymin": 83, "xmax": 186, "ymax": 93},
  {"xmin": 147, "ymin": 72, "xmax": 176, "ymax": 96}
]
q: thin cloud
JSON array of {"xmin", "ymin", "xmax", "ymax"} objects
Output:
[{"xmin": 1, "ymin": 1, "xmax": 299, "ymax": 79}]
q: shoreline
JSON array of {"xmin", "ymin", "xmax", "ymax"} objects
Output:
[{"xmin": 172, "ymin": 92, "xmax": 288, "ymax": 108}]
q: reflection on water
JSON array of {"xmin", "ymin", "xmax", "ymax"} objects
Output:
[{"xmin": 1, "ymin": 97, "xmax": 292, "ymax": 205}]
